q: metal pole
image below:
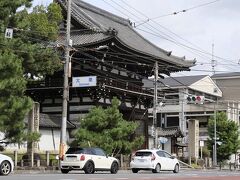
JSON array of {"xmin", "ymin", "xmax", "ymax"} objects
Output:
[
  {"xmin": 213, "ymin": 100, "xmax": 217, "ymax": 166},
  {"xmin": 60, "ymin": 0, "xmax": 71, "ymax": 159},
  {"xmin": 153, "ymin": 61, "xmax": 158, "ymax": 148}
]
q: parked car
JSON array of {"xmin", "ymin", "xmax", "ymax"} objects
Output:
[
  {"xmin": 60, "ymin": 147, "xmax": 119, "ymax": 174},
  {"xmin": 0, "ymin": 154, "xmax": 14, "ymax": 176},
  {"xmin": 130, "ymin": 149, "xmax": 180, "ymax": 173}
]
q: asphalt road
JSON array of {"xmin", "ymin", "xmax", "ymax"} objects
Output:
[{"xmin": 2, "ymin": 169, "xmax": 240, "ymax": 180}]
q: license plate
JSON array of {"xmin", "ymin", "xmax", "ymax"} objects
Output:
[
  {"xmin": 138, "ymin": 159, "xmax": 145, "ymax": 162},
  {"xmin": 66, "ymin": 157, "xmax": 76, "ymax": 161}
]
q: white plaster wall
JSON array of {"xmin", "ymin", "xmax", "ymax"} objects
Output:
[
  {"xmin": 39, "ymin": 129, "xmax": 61, "ymax": 152},
  {"xmin": 2, "ymin": 129, "xmax": 68, "ymax": 153},
  {"xmin": 0, "ymin": 132, "xmax": 27, "ymax": 152},
  {"xmin": 190, "ymin": 76, "xmax": 222, "ymax": 97}
]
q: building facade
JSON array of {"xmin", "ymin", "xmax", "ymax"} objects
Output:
[{"xmin": 145, "ymin": 73, "xmax": 240, "ymax": 163}]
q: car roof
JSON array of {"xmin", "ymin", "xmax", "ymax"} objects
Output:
[
  {"xmin": 135, "ymin": 149, "xmax": 166, "ymax": 153},
  {"xmin": 68, "ymin": 147, "xmax": 102, "ymax": 150}
]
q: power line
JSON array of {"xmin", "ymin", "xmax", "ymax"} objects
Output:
[
  {"xmin": 140, "ymin": 0, "xmax": 221, "ymax": 21},
  {"xmin": 105, "ymin": 0, "xmax": 239, "ymax": 69}
]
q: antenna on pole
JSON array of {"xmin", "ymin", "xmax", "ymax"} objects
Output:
[{"xmin": 211, "ymin": 43, "xmax": 217, "ymax": 74}]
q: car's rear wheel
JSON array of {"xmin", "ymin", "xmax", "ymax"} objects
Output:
[
  {"xmin": 110, "ymin": 161, "xmax": 119, "ymax": 174},
  {"xmin": 0, "ymin": 160, "xmax": 11, "ymax": 176},
  {"xmin": 173, "ymin": 164, "xmax": 179, "ymax": 173},
  {"xmin": 152, "ymin": 163, "xmax": 161, "ymax": 173},
  {"xmin": 61, "ymin": 169, "xmax": 69, "ymax": 174},
  {"xmin": 132, "ymin": 168, "xmax": 139, "ymax": 173},
  {"xmin": 84, "ymin": 161, "xmax": 95, "ymax": 174}
]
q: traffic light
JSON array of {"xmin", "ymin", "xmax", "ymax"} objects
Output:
[{"xmin": 187, "ymin": 95, "xmax": 205, "ymax": 104}]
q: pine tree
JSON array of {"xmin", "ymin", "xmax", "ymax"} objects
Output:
[
  {"xmin": 0, "ymin": 0, "xmax": 63, "ymax": 147},
  {"xmin": 72, "ymin": 97, "xmax": 144, "ymax": 156}
]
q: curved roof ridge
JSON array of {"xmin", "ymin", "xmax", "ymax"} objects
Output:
[
  {"xmin": 72, "ymin": 0, "xmax": 174, "ymax": 57},
  {"xmin": 57, "ymin": 0, "xmax": 196, "ymax": 69},
  {"xmin": 73, "ymin": 0, "xmax": 131, "ymax": 27},
  {"xmin": 72, "ymin": 1, "xmax": 107, "ymax": 31}
]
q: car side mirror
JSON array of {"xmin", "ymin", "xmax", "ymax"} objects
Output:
[{"xmin": 171, "ymin": 153, "xmax": 176, "ymax": 159}]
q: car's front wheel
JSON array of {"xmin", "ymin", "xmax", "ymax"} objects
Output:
[
  {"xmin": 61, "ymin": 169, "xmax": 69, "ymax": 174},
  {"xmin": 110, "ymin": 161, "xmax": 119, "ymax": 174},
  {"xmin": 84, "ymin": 161, "xmax": 95, "ymax": 174},
  {"xmin": 152, "ymin": 163, "xmax": 161, "ymax": 173},
  {"xmin": 0, "ymin": 160, "xmax": 11, "ymax": 176},
  {"xmin": 132, "ymin": 168, "xmax": 139, "ymax": 173},
  {"xmin": 173, "ymin": 164, "xmax": 179, "ymax": 173}
]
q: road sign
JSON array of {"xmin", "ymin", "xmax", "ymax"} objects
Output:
[
  {"xmin": 5, "ymin": 28, "xmax": 13, "ymax": 39},
  {"xmin": 72, "ymin": 76, "xmax": 96, "ymax": 87},
  {"xmin": 159, "ymin": 137, "xmax": 168, "ymax": 144},
  {"xmin": 200, "ymin": 140, "xmax": 204, "ymax": 147}
]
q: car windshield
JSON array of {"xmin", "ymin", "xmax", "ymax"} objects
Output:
[
  {"xmin": 66, "ymin": 148, "xmax": 84, "ymax": 154},
  {"xmin": 135, "ymin": 151, "xmax": 152, "ymax": 156}
]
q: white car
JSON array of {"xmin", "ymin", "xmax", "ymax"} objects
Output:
[
  {"xmin": 60, "ymin": 147, "xmax": 119, "ymax": 174},
  {"xmin": 0, "ymin": 154, "xmax": 14, "ymax": 176},
  {"xmin": 130, "ymin": 149, "xmax": 180, "ymax": 173}
]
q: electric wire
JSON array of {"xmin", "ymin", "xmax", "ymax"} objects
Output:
[
  {"xmin": 104, "ymin": 0, "xmax": 239, "ymax": 71},
  {"xmin": 135, "ymin": 0, "xmax": 221, "ymax": 22}
]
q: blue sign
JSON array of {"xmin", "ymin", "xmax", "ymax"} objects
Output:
[
  {"xmin": 159, "ymin": 137, "xmax": 168, "ymax": 144},
  {"xmin": 72, "ymin": 76, "xmax": 96, "ymax": 87}
]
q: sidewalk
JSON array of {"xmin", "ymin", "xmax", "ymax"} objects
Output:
[
  {"xmin": 14, "ymin": 166, "xmax": 59, "ymax": 174},
  {"xmin": 13, "ymin": 166, "xmax": 240, "ymax": 174}
]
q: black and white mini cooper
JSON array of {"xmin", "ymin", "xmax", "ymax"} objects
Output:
[{"xmin": 60, "ymin": 147, "xmax": 119, "ymax": 174}]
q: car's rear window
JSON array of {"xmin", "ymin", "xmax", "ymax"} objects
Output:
[
  {"xmin": 66, "ymin": 148, "xmax": 84, "ymax": 154},
  {"xmin": 135, "ymin": 151, "xmax": 152, "ymax": 156}
]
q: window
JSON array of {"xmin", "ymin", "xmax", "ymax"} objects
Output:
[
  {"xmin": 92, "ymin": 148, "xmax": 106, "ymax": 156},
  {"xmin": 164, "ymin": 152, "xmax": 172, "ymax": 158},
  {"xmin": 199, "ymin": 121, "xmax": 208, "ymax": 128},
  {"xmin": 66, "ymin": 147, "xmax": 84, "ymax": 154},
  {"xmin": 166, "ymin": 116, "xmax": 179, "ymax": 127},
  {"xmin": 135, "ymin": 151, "xmax": 152, "ymax": 157},
  {"xmin": 156, "ymin": 151, "xmax": 165, "ymax": 157}
]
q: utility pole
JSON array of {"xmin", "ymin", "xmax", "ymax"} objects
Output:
[
  {"xmin": 153, "ymin": 61, "xmax": 158, "ymax": 148},
  {"xmin": 212, "ymin": 43, "xmax": 217, "ymax": 167},
  {"xmin": 59, "ymin": 0, "xmax": 71, "ymax": 159},
  {"xmin": 213, "ymin": 99, "xmax": 218, "ymax": 167}
]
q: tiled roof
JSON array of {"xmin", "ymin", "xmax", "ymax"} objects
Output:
[
  {"xmin": 58, "ymin": 31, "xmax": 111, "ymax": 46},
  {"xmin": 160, "ymin": 75, "xmax": 208, "ymax": 87},
  {"xmin": 211, "ymin": 72, "xmax": 240, "ymax": 79},
  {"xmin": 143, "ymin": 75, "xmax": 208, "ymax": 88},
  {"xmin": 39, "ymin": 114, "xmax": 75, "ymax": 129},
  {"xmin": 25, "ymin": 114, "xmax": 75, "ymax": 129},
  {"xmin": 57, "ymin": 0, "xmax": 196, "ymax": 68},
  {"xmin": 158, "ymin": 127, "xmax": 184, "ymax": 137}
]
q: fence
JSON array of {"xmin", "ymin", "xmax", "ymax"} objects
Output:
[
  {"xmin": 4, "ymin": 151, "xmax": 59, "ymax": 168},
  {"xmin": 4, "ymin": 151, "xmax": 131, "ymax": 169}
]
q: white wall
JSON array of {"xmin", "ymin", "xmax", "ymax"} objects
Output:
[
  {"xmin": 39, "ymin": 129, "xmax": 61, "ymax": 152},
  {"xmin": 1, "ymin": 129, "xmax": 68, "ymax": 153}
]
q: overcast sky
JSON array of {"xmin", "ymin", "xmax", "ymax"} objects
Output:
[{"xmin": 33, "ymin": 0, "xmax": 240, "ymax": 76}]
